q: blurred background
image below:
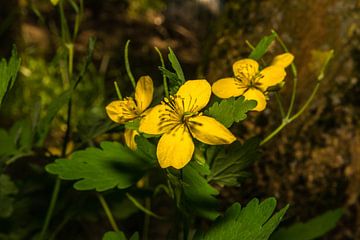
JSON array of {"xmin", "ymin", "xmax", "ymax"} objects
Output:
[{"xmin": 0, "ymin": 0, "xmax": 359, "ymax": 239}]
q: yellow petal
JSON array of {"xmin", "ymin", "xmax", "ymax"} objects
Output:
[
  {"xmin": 232, "ymin": 59, "xmax": 259, "ymax": 82},
  {"xmin": 176, "ymin": 79, "xmax": 211, "ymax": 112},
  {"xmin": 106, "ymin": 99, "xmax": 138, "ymax": 124},
  {"xmin": 124, "ymin": 129, "xmax": 139, "ymax": 150},
  {"xmin": 139, "ymin": 104, "xmax": 176, "ymax": 135},
  {"xmin": 257, "ymin": 66, "xmax": 286, "ymax": 90},
  {"xmin": 157, "ymin": 124, "xmax": 194, "ymax": 169},
  {"xmin": 243, "ymin": 88, "xmax": 266, "ymax": 111},
  {"xmin": 187, "ymin": 115, "xmax": 236, "ymax": 145},
  {"xmin": 212, "ymin": 77, "xmax": 247, "ymax": 99},
  {"xmin": 135, "ymin": 75, "xmax": 154, "ymax": 112},
  {"xmin": 271, "ymin": 53, "xmax": 294, "ymax": 68}
]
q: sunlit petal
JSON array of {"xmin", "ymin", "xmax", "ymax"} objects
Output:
[
  {"xmin": 212, "ymin": 77, "xmax": 247, "ymax": 99},
  {"xmin": 124, "ymin": 129, "xmax": 139, "ymax": 150},
  {"xmin": 176, "ymin": 79, "xmax": 211, "ymax": 112},
  {"xmin": 188, "ymin": 115, "xmax": 236, "ymax": 145},
  {"xmin": 139, "ymin": 104, "xmax": 176, "ymax": 135},
  {"xmin": 232, "ymin": 59, "xmax": 259, "ymax": 83},
  {"xmin": 243, "ymin": 88, "xmax": 266, "ymax": 111},
  {"xmin": 135, "ymin": 75, "xmax": 154, "ymax": 112},
  {"xmin": 106, "ymin": 99, "xmax": 138, "ymax": 124},
  {"xmin": 271, "ymin": 53, "xmax": 294, "ymax": 68},
  {"xmin": 257, "ymin": 66, "xmax": 286, "ymax": 90},
  {"xmin": 157, "ymin": 124, "xmax": 194, "ymax": 169}
]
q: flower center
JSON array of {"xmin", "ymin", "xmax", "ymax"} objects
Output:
[
  {"xmin": 158, "ymin": 95, "xmax": 199, "ymax": 131},
  {"xmin": 119, "ymin": 97, "xmax": 140, "ymax": 121}
]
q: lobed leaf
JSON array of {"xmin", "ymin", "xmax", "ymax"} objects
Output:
[
  {"xmin": 46, "ymin": 141, "xmax": 153, "ymax": 191},
  {"xmin": 205, "ymin": 97, "xmax": 256, "ymax": 128},
  {"xmin": 195, "ymin": 198, "xmax": 289, "ymax": 240},
  {"xmin": 208, "ymin": 137, "xmax": 261, "ymax": 186}
]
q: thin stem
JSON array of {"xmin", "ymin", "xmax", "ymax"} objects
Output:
[
  {"xmin": 114, "ymin": 81, "xmax": 123, "ymax": 100},
  {"xmin": 40, "ymin": 10, "xmax": 78, "ymax": 237},
  {"xmin": 125, "ymin": 40, "xmax": 136, "ymax": 89},
  {"xmin": 97, "ymin": 193, "xmax": 120, "ymax": 232},
  {"xmin": 288, "ymin": 82, "xmax": 320, "ymax": 122},
  {"xmin": 274, "ymin": 93, "xmax": 285, "ymax": 119},
  {"xmin": 260, "ymin": 81, "xmax": 320, "ymax": 146},
  {"xmin": 143, "ymin": 175, "xmax": 151, "ymax": 240},
  {"xmin": 155, "ymin": 47, "xmax": 169, "ymax": 98},
  {"xmin": 272, "ymin": 29, "xmax": 298, "ymax": 118},
  {"xmin": 67, "ymin": 43, "xmax": 74, "ymax": 80},
  {"xmin": 260, "ymin": 121, "xmax": 287, "ymax": 146},
  {"xmin": 39, "ymin": 178, "xmax": 61, "ymax": 240}
]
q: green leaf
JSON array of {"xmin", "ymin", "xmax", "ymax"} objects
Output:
[
  {"xmin": 36, "ymin": 90, "xmax": 71, "ymax": 145},
  {"xmin": 102, "ymin": 231, "xmax": 139, "ymax": 240},
  {"xmin": 195, "ymin": 198, "xmax": 289, "ymax": 240},
  {"xmin": 205, "ymin": 97, "xmax": 257, "ymax": 128},
  {"xmin": 0, "ymin": 174, "xmax": 18, "ymax": 218},
  {"xmin": 159, "ymin": 48, "xmax": 185, "ymax": 94},
  {"xmin": 208, "ymin": 137, "xmax": 261, "ymax": 186},
  {"xmin": 0, "ymin": 129, "xmax": 17, "ymax": 158},
  {"xmin": 270, "ymin": 208, "xmax": 343, "ymax": 240},
  {"xmin": 181, "ymin": 162, "xmax": 219, "ymax": 220},
  {"xmin": 102, "ymin": 231, "xmax": 127, "ymax": 240},
  {"xmin": 124, "ymin": 118, "xmax": 140, "ymax": 130},
  {"xmin": 45, "ymin": 141, "xmax": 152, "ymax": 191},
  {"xmin": 168, "ymin": 47, "xmax": 185, "ymax": 83},
  {"xmin": 0, "ymin": 46, "xmax": 21, "ymax": 107},
  {"xmin": 134, "ymin": 135, "xmax": 157, "ymax": 164},
  {"xmin": 249, "ymin": 33, "xmax": 276, "ymax": 60}
]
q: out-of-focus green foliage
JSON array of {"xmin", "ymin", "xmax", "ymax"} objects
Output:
[
  {"xmin": 102, "ymin": 231, "xmax": 139, "ymax": 240},
  {"xmin": 0, "ymin": 47, "xmax": 20, "ymax": 107},
  {"xmin": 0, "ymin": 174, "xmax": 18, "ymax": 218}
]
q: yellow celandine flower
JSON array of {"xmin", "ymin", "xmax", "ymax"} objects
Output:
[
  {"xmin": 106, "ymin": 76, "xmax": 153, "ymax": 150},
  {"xmin": 212, "ymin": 53, "xmax": 294, "ymax": 111},
  {"xmin": 139, "ymin": 80, "xmax": 236, "ymax": 169}
]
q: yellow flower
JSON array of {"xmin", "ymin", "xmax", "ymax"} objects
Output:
[
  {"xmin": 212, "ymin": 53, "xmax": 294, "ymax": 111},
  {"xmin": 106, "ymin": 76, "xmax": 153, "ymax": 149},
  {"xmin": 139, "ymin": 80, "xmax": 236, "ymax": 169}
]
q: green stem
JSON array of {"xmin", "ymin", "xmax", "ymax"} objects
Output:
[
  {"xmin": 40, "ymin": 9, "xmax": 78, "ymax": 237},
  {"xmin": 143, "ymin": 176, "xmax": 151, "ymax": 240},
  {"xmin": 114, "ymin": 81, "xmax": 123, "ymax": 100},
  {"xmin": 125, "ymin": 40, "xmax": 136, "ymax": 89},
  {"xmin": 288, "ymin": 82, "xmax": 320, "ymax": 122},
  {"xmin": 155, "ymin": 47, "xmax": 169, "ymax": 98},
  {"xmin": 39, "ymin": 178, "xmax": 61, "ymax": 240},
  {"xmin": 260, "ymin": 121, "xmax": 287, "ymax": 146},
  {"xmin": 274, "ymin": 93, "xmax": 285, "ymax": 119},
  {"xmin": 272, "ymin": 29, "xmax": 298, "ymax": 118},
  {"xmin": 97, "ymin": 193, "xmax": 120, "ymax": 232},
  {"xmin": 67, "ymin": 43, "xmax": 74, "ymax": 80},
  {"xmin": 260, "ymin": 81, "xmax": 321, "ymax": 146}
]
